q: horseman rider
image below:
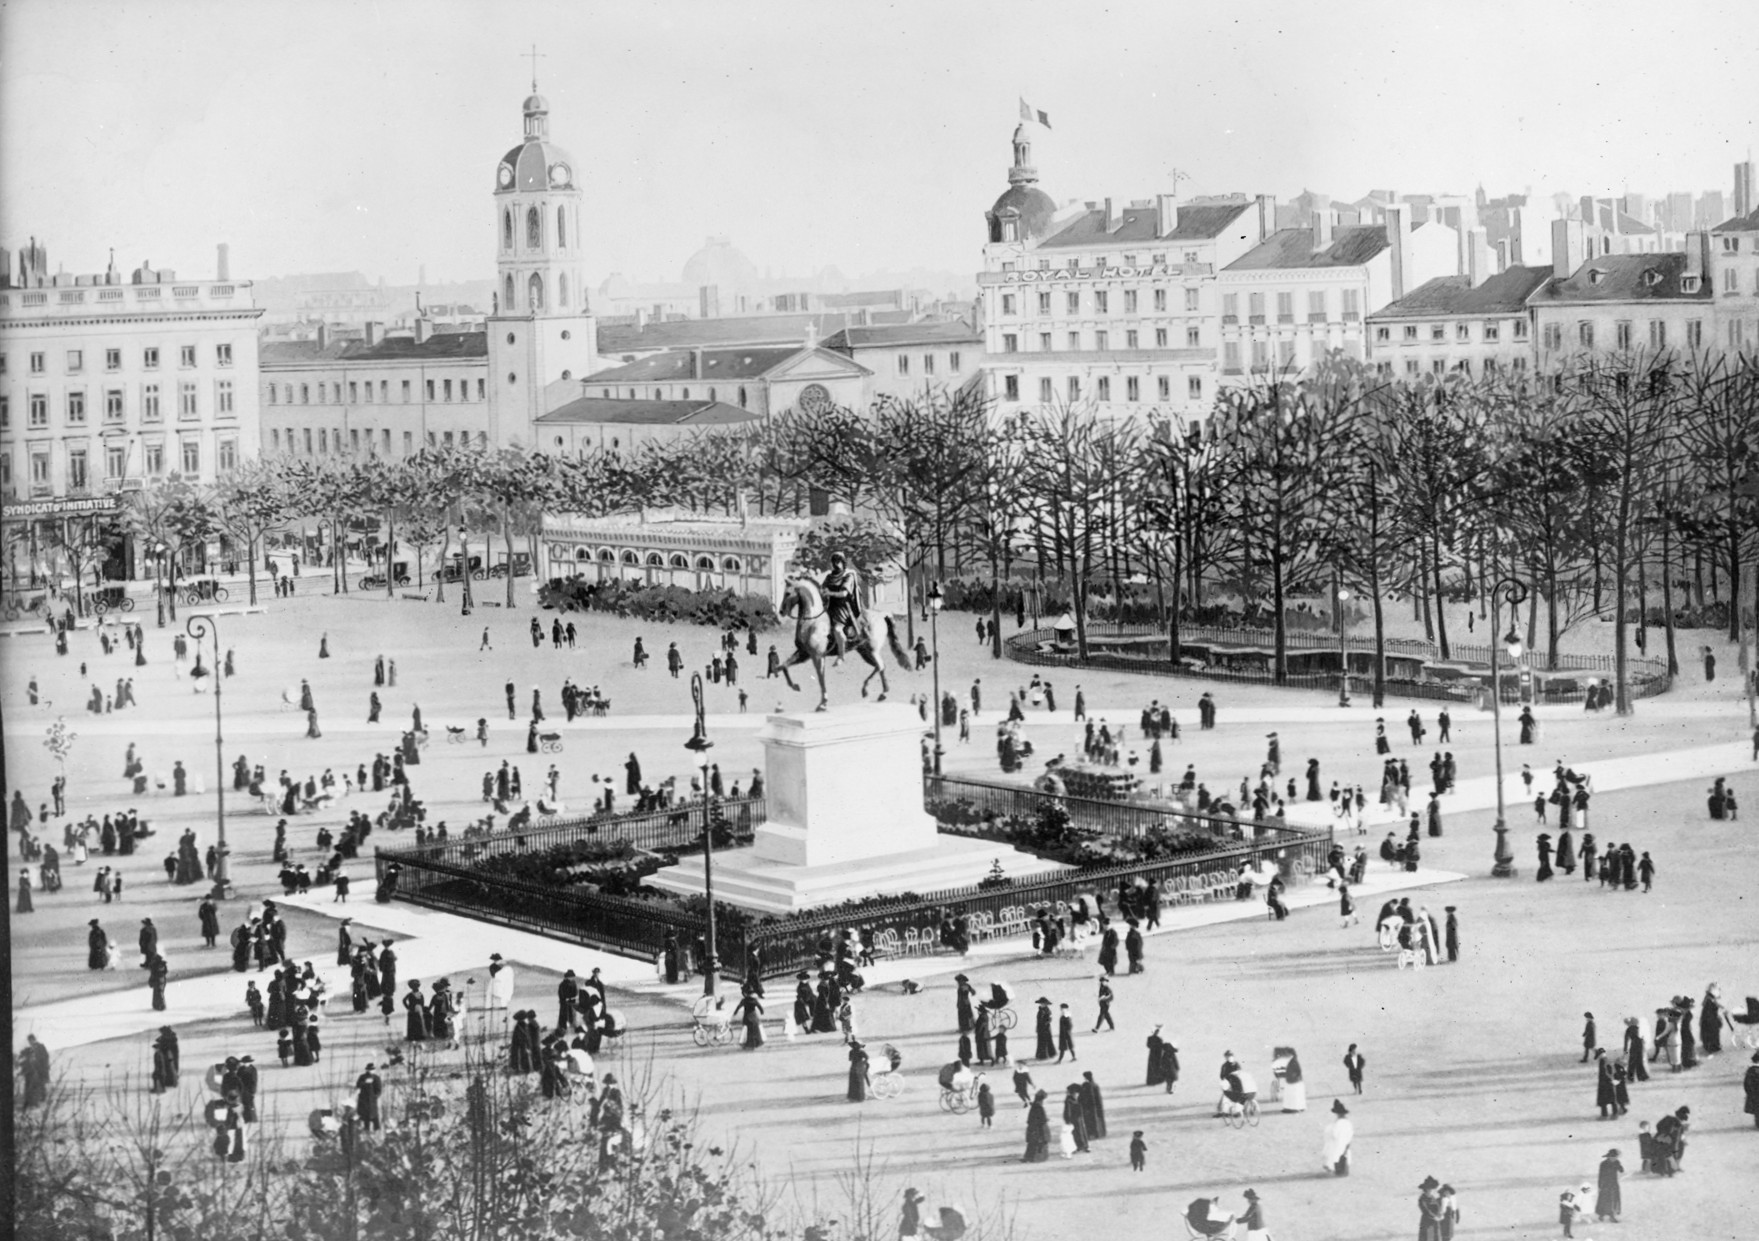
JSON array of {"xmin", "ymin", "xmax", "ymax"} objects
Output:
[{"xmin": 822, "ymin": 553, "xmax": 864, "ymax": 658}]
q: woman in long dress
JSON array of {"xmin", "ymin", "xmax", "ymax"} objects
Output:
[
  {"xmin": 1022, "ymin": 1090, "xmax": 1051, "ymax": 1162},
  {"xmin": 1281, "ymin": 1051, "xmax": 1307, "ymax": 1112},
  {"xmin": 846, "ymin": 1042, "xmax": 870, "ymax": 1102},
  {"xmin": 1321, "ymin": 1099, "xmax": 1353, "ymax": 1175},
  {"xmin": 734, "ymin": 988, "xmax": 765, "ymax": 1050},
  {"xmin": 403, "ymin": 981, "xmax": 429, "ymax": 1042},
  {"xmin": 1535, "ymin": 834, "xmax": 1554, "ymax": 882}
]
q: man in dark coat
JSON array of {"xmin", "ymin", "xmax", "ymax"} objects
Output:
[
  {"xmin": 1146, "ymin": 1027, "xmax": 1166, "ymax": 1086},
  {"xmin": 138, "ymin": 918, "xmax": 159, "ymax": 968},
  {"xmin": 1443, "ymin": 906, "xmax": 1459, "ymax": 962},
  {"xmin": 1056, "ymin": 1003, "xmax": 1077, "ymax": 1064},
  {"xmin": 1078, "ymin": 1071, "xmax": 1107, "ymax": 1139},
  {"xmin": 198, "ymin": 899, "xmax": 220, "ymax": 947},
  {"xmin": 557, "ymin": 970, "xmax": 582, "ymax": 1031},
  {"xmin": 356, "ymin": 1063, "xmax": 384, "ymax": 1132},
  {"xmin": 237, "ymin": 1055, "xmax": 259, "ymax": 1122}
]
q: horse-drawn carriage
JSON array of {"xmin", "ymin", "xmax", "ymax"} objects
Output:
[
  {"xmin": 90, "ymin": 584, "xmax": 135, "ymax": 615},
  {"xmin": 180, "ymin": 577, "xmax": 229, "ymax": 606}
]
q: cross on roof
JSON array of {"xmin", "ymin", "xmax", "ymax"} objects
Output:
[{"xmin": 525, "ymin": 44, "xmax": 546, "ymax": 91}]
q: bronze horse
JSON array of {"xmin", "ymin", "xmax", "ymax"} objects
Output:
[{"xmin": 777, "ymin": 577, "xmax": 911, "ymax": 711}]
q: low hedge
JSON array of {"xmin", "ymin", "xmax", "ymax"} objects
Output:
[{"xmin": 539, "ymin": 576, "xmax": 778, "ymax": 630}]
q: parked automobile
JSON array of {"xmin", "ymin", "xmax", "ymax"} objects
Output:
[
  {"xmin": 487, "ymin": 552, "xmax": 534, "ymax": 579},
  {"xmin": 433, "ymin": 554, "xmax": 486, "ymax": 584},
  {"xmin": 360, "ymin": 561, "xmax": 413, "ymax": 591}
]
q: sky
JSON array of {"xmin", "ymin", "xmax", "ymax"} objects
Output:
[{"xmin": 2, "ymin": 0, "xmax": 1754, "ymax": 291}]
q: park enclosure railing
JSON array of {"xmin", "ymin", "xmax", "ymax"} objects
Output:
[
  {"xmin": 379, "ymin": 796, "xmax": 766, "ymax": 868},
  {"xmin": 375, "ymin": 777, "xmax": 1331, "ymax": 980},
  {"xmin": 1004, "ymin": 625, "xmax": 1671, "ymax": 705}
]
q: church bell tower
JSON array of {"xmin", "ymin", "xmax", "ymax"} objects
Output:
[{"xmin": 486, "ymin": 81, "xmax": 598, "ymax": 448}]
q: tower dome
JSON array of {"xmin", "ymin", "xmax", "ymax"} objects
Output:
[
  {"xmin": 495, "ymin": 91, "xmax": 574, "ymax": 193},
  {"xmin": 681, "ymin": 237, "xmax": 759, "ymax": 297},
  {"xmin": 986, "ymin": 123, "xmax": 1056, "ymax": 243}
]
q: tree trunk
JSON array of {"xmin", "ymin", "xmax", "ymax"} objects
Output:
[
  {"xmin": 1270, "ymin": 528, "xmax": 1288, "ymax": 685},
  {"xmin": 460, "ymin": 529, "xmax": 474, "ymax": 611},
  {"xmin": 435, "ymin": 524, "xmax": 450, "ymax": 604},
  {"xmin": 246, "ymin": 534, "xmax": 258, "ymax": 607},
  {"xmin": 1662, "ymin": 520, "xmax": 1679, "ymax": 676},
  {"xmin": 1728, "ymin": 496, "xmax": 1743, "ymax": 641},
  {"xmin": 385, "ymin": 516, "xmax": 397, "ymax": 598},
  {"xmin": 1417, "ymin": 541, "xmax": 1433, "ymax": 640},
  {"xmin": 1431, "ymin": 532, "xmax": 1451, "ymax": 661},
  {"xmin": 503, "ymin": 506, "xmax": 516, "ymax": 609},
  {"xmin": 988, "ymin": 542, "xmax": 1003, "ymax": 661}
]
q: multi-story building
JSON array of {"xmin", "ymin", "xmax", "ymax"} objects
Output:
[
  {"xmin": 1, "ymin": 242, "xmax": 261, "ymax": 569},
  {"xmin": 819, "ymin": 321, "xmax": 982, "ymax": 403},
  {"xmin": 1216, "ymin": 207, "xmax": 1461, "ymax": 381},
  {"xmin": 260, "ymin": 324, "xmax": 493, "ymax": 458},
  {"xmin": 977, "ymin": 124, "xmax": 1267, "ymax": 422},
  {"xmin": 1527, "ymin": 242, "xmax": 1715, "ymax": 364},
  {"xmin": 1365, "ymin": 265, "xmax": 1551, "ymax": 379},
  {"xmin": 574, "ymin": 341, "xmax": 871, "ymax": 423},
  {"xmin": 1710, "ymin": 206, "xmax": 1759, "ymax": 352}
]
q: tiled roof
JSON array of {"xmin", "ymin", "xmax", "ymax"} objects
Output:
[
  {"xmin": 1528, "ymin": 252, "xmax": 1712, "ymax": 304},
  {"xmin": 583, "ymin": 346, "xmax": 800, "ymax": 385},
  {"xmin": 1037, "ymin": 200, "xmax": 1253, "ymax": 250},
  {"xmin": 595, "ymin": 313, "xmax": 859, "ymax": 355},
  {"xmin": 1713, "ymin": 206, "xmax": 1759, "ymax": 232},
  {"xmin": 1369, "ymin": 266, "xmax": 1553, "ymax": 319},
  {"xmin": 1224, "ymin": 225, "xmax": 1391, "ymax": 271},
  {"xmin": 536, "ymin": 397, "xmax": 761, "ymax": 427},
  {"xmin": 819, "ymin": 321, "xmax": 979, "ymax": 350},
  {"xmin": 260, "ymin": 333, "xmax": 488, "ymax": 367},
  {"xmin": 1163, "ymin": 203, "xmax": 1253, "ymax": 240}
]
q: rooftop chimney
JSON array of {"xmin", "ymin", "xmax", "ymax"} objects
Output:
[
  {"xmin": 1103, "ymin": 197, "xmax": 1117, "ymax": 231},
  {"xmin": 414, "ymin": 317, "xmax": 432, "ymax": 344},
  {"xmin": 1551, "ymin": 218, "xmax": 1584, "ymax": 280},
  {"xmin": 1312, "ymin": 208, "xmax": 1334, "ymax": 252},
  {"xmin": 1383, "ymin": 204, "xmax": 1412, "ymax": 300},
  {"xmin": 1254, "ymin": 194, "xmax": 1276, "ymax": 243},
  {"xmin": 364, "ymin": 321, "xmax": 383, "ymax": 347},
  {"xmin": 1684, "ymin": 231, "xmax": 1708, "ymax": 284},
  {"xmin": 216, "ymin": 243, "xmax": 230, "ymax": 282},
  {"xmin": 1154, "ymin": 193, "xmax": 1180, "ymax": 237},
  {"xmin": 316, "ymin": 322, "xmax": 328, "ymax": 351}
]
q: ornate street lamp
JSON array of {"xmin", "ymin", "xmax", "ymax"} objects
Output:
[
  {"xmin": 684, "ymin": 674, "xmax": 718, "ymax": 997},
  {"xmin": 1488, "ymin": 577, "xmax": 1529, "ymax": 878},
  {"xmin": 185, "ymin": 613, "xmax": 232, "ymax": 898},
  {"xmin": 928, "ymin": 580, "xmax": 945, "ymax": 776},
  {"xmin": 1336, "ymin": 581, "xmax": 1352, "ymax": 708}
]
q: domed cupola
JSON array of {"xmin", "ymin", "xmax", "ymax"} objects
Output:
[
  {"xmin": 495, "ymin": 91, "xmax": 576, "ymax": 195},
  {"xmin": 986, "ymin": 123, "xmax": 1056, "ymax": 244}
]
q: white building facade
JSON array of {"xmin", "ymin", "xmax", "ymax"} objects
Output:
[{"xmin": 1, "ymin": 249, "xmax": 261, "ymax": 507}]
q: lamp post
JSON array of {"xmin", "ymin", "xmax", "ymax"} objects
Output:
[
  {"xmin": 1488, "ymin": 576, "xmax": 1529, "ymax": 879},
  {"xmin": 185, "ymin": 613, "xmax": 232, "ymax": 898},
  {"xmin": 1336, "ymin": 580, "xmax": 1352, "ymax": 708},
  {"xmin": 684, "ymin": 674, "xmax": 718, "ymax": 997},
  {"xmin": 927, "ymin": 579, "xmax": 945, "ymax": 776},
  {"xmin": 154, "ymin": 542, "xmax": 167, "ymax": 628}
]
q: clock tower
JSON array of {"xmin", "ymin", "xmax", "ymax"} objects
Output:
[{"xmin": 487, "ymin": 85, "xmax": 598, "ymax": 447}]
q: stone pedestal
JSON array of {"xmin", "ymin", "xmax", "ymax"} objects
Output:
[{"xmin": 651, "ymin": 704, "xmax": 1063, "ymax": 913}]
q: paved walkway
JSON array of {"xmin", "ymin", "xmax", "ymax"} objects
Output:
[{"xmin": 13, "ymin": 859, "xmax": 1464, "ymax": 1051}]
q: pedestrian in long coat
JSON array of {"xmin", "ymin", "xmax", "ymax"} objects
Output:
[
  {"xmin": 1743, "ymin": 1052, "xmax": 1759, "ymax": 1128},
  {"xmin": 1700, "ymin": 986, "xmax": 1729, "ymax": 1055},
  {"xmin": 847, "ymin": 1042, "xmax": 870, "ymax": 1101},
  {"xmin": 1061, "ymin": 1084, "xmax": 1090, "ymax": 1153},
  {"xmin": 1021, "ymin": 1089, "xmax": 1051, "ymax": 1161},
  {"xmin": 139, "ymin": 918, "xmax": 159, "ymax": 967},
  {"xmin": 974, "ymin": 1005, "xmax": 995, "ymax": 1064},
  {"xmin": 1034, "ymin": 999, "xmax": 1055, "ymax": 1060},
  {"xmin": 734, "ymin": 988, "xmax": 765, "ymax": 1050},
  {"xmin": 1079, "ymin": 1071, "xmax": 1107, "ymax": 1138},
  {"xmin": 1056, "ymin": 1005, "xmax": 1077, "ymax": 1063},
  {"xmin": 1146, "ymin": 1027, "xmax": 1166, "ymax": 1086},
  {"xmin": 355, "ymin": 1065, "xmax": 383, "ymax": 1131},
  {"xmin": 1595, "ymin": 1150, "xmax": 1623, "ymax": 1221},
  {"xmin": 148, "ymin": 955, "xmax": 169, "ymax": 1010},
  {"xmin": 1097, "ymin": 927, "xmax": 1119, "ymax": 976},
  {"xmin": 403, "ymin": 981, "xmax": 429, "ymax": 1041},
  {"xmin": 1125, "ymin": 924, "xmax": 1144, "ymax": 973},
  {"xmin": 955, "ymin": 976, "xmax": 975, "ymax": 1033},
  {"xmin": 16, "ymin": 869, "xmax": 33, "ymax": 913},
  {"xmin": 1595, "ymin": 1051, "xmax": 1618, "ymax": 1116}
]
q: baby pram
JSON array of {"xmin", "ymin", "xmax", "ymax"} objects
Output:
[{"xmin": 1183, "ymin": 1198, "xmax": 1238, "ymax": 1240}]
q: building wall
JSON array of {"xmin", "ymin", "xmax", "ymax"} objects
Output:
[
  {"xmin": 1367, "ymin": 311, "xmax": 1535, "ymax": 379},
  {"xmin": 843, "ymin": 341, "xmax": 978, "ymax": 403},
  {"xmin": 1711, "ymin": 219, "xmax": 1759, "ymax": 351},
  {"xmin": 259, "ymin": 356, "xmax": 490, "ymax": 457},
  {"xmin": 486, "ymin": 312, "xmax": 599, "ymax": 447},
  {"xmin": 0, "ymin": 279, "xmax": 261, "ymax": 502},
  {"xmin": 1530, "ymin": 299, "xmax": 1713, "ymax": 363}
]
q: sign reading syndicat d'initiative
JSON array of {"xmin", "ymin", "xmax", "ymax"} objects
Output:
[{"xmin": 1, "ymin": 495, "xmax": 122, "ymax": 520}]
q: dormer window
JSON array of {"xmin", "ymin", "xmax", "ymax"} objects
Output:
[
  {"xmin": 1643, "ymin": 269, "xmax": 1662, "ymax": 288},
  {"xmin": 1681, "ymin": 276, "xmax": 1701, "ymax": 294},
  {"xmin": 1587, "ymin": 269, "xmax": 1606, "ymax": 286}
]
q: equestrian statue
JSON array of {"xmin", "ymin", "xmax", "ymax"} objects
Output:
[{"xmin": 778, "ymin": 551, "xmax": 911, "ymax": 711}]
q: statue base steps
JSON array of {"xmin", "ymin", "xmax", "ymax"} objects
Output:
[{"xmin": 649, "ymin": 834, "xmax": 1066, "ymax": 915}]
